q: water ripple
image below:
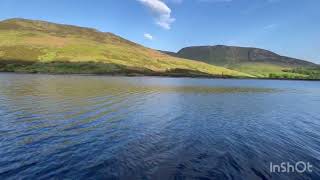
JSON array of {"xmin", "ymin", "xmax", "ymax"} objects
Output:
[{"xmin": 0, "ymin": 74, "xmax": 320, "ymax": 179}]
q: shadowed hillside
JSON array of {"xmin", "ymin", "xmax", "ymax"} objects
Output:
[
  {"xmin": 161, "ymin": 45, "xmax": 319, "ymax": 79},
  {"xmin": 0, "ymin": 18, "xmax": 250, "ymax": 78}
]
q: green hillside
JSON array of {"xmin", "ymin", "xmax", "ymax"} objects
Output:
[
  {"xmin": 0, "ymin": 18, "xmax": 250, "ymax": 78},
  {"xmin": 161, "ymin": 45, "xmax": 320, "ymax": 79}
]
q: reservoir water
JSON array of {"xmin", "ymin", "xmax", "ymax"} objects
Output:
[{"xmin": 0, "ymin": 73, "xmax": 319, "ymax": 179}]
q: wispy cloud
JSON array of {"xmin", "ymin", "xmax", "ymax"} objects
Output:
[
  {"xmin": 144, "ymin": 33, "xmax": 154, "ymax": 40},
  {"xmin": 263, "ymin": 24, "xmax": 277, "ymax": 31},
  {"xmin": 137, "ymin": 0, "xmax": 279, "ymax": 29},
  {"xmin": 138, "ymin": 0, "xmax": 175, "ymax": 30}
]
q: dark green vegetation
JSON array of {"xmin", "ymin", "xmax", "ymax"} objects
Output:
[
  {"xmin": 161, "ymin": 45, "xmax": 320, "ymax": 79},
  {"xmin": 0, "ymin": 61, "xmax": 232, "ymax": 78},
  {"xmin": 0, "ymin": 18, "xmax": 250, "ymax": 78},
  {"xmin": 282, "ymin": 67, "xmax": 320, "ymax": 80}
]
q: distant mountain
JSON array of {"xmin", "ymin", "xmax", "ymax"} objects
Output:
[
  {"xmin": 0, "ymin": 18, "xmax": 249, "ymax": 77},
  {"xmin": 175, "ymin": 45, "xmax": 316, "ymax": 67},
  {"xmin": 161, "ymin": 45, "xmax": 319, "ymax": 78},
  {"xmin": 159, "ymin": 50, "xmax": 178, "ymax": 57}
]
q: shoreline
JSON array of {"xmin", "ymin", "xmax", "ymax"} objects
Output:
[{"xmin": 1, "ymin": 71, "xmax": 319, "ymax": 82}]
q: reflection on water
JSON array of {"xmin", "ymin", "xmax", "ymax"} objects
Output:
[{"xmin": 0, "ymin": 73, "xmax": 320, "ymax": 179}]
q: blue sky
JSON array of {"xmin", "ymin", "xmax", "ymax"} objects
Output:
[{"xmin": 1, "ymin": 0, "xmax": 320, "ymax": 63}]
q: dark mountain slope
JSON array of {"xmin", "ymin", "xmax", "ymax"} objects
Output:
[{"xmin": 161, "ymin": 45, "xmax": 318, "ymax": 78}]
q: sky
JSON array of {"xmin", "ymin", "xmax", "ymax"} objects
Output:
[{"xmin": 1, "ymin": 0, "xmax": 320, "ymax": 63}]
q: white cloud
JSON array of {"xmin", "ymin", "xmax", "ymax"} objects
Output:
[
  {"xmin": 138, "ymin": 0, "xmax": 175, "ymax": 30},
  {"xmin": 144, "ymin": 33, "xmax": 154, "ymax": 40}
]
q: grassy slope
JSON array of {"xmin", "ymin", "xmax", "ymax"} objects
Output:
[
  {"xmin": 0, "ymin": 18, "xmax": 251, "ymax": 78},
  {"xmin": 229, "ymin": 63, "xmax": 309, "ymax": 78}
]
